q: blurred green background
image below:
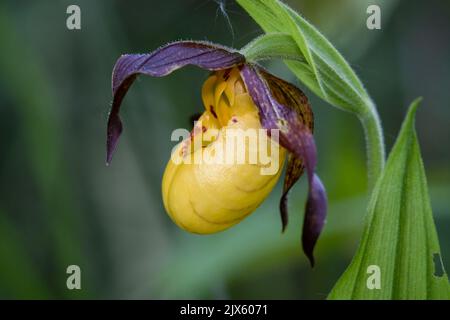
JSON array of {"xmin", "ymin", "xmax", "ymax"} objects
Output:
[{"xmin": 0, "ymin": 0, "xmax": 449, "ymax": 299}]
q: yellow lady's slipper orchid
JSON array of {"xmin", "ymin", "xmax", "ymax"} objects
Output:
[{"xmin": 106, "ymin": 41, "xmax": 327, "ymax": 265}]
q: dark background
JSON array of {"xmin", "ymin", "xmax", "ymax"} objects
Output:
[{"xmin": 0, "ymin": 0, "xmax": 448, "ymax": 299}]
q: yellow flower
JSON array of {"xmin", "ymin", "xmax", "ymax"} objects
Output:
[
  {"xmin": 162, "ymin": 68, "xmax": 286, "ymax": 234},
  {"xmin": 106, "ymin": 41, "xmax": 327, "ymax": 265}
]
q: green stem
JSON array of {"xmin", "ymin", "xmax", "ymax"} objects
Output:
[{"xmin": 359, "ymin": 99, "xmax": 385, "ymax": 189}]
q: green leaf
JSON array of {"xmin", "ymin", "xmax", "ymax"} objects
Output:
[
  {"xmin": 237, "ymin": 0, "xmax": 384, "ymax": 188},
  {"xmin": 238, "ymin": 0, "xmax": 370, "ymax": 114},
  {"xmin": 329, "ymin": 98, "xmax": 450, "ymax": 300}
]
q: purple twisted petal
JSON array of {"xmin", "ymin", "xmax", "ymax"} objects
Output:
[
  {"xmin": 302, "ymin": 174, "xmax": 327, "ymax": 267},
  {"xmin": 240, "ymin": 64, "xmax": 327, "ymax": 267},
  {"xmin": 107, "ymin": 41, "xmax": 245, "ymax": 164}
]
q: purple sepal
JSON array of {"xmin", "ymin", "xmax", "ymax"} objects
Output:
[
  {"xmin": 302, "ymin": 174, "xmax": 327, "ymax": 267},
  {"xmin": 240, "ymin": 64, "xmax": 327, "ymax": 266},
  {"xmin": 106, "ymin": 41, "xmax": 245, "ymax": 164},
  {"xmin": 106, "ymin": 111, "xmax": 123, "ymax": 165},
  {"xmin": 279, "ymin": 155, "xmax": 305, "ymax": 232}
]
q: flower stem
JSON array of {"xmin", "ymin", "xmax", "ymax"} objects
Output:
[{"xmin": 359, "ymin": 99, "xmax": 385, "ymax": 189}]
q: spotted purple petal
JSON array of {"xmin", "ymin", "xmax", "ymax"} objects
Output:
[
  {"xmin": 240, "ymin": 64, "xmax": 327, "ymax": 267},
  {"xmin": 107, "ymin": 41, "xmax": 245, "ymax": 164},
  {"xmin": 260, "ymin": 70, "xmax": 314, "ymax": 233}
]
